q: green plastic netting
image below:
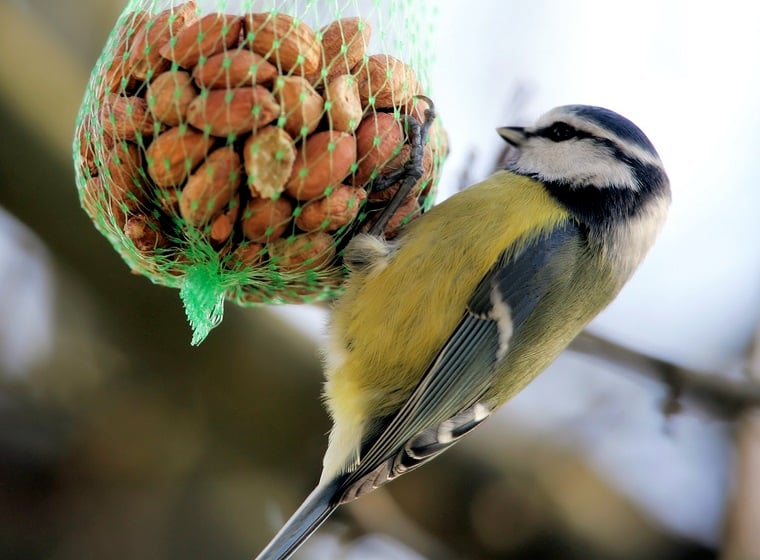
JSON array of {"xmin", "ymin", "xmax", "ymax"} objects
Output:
[{"xmin": 73, "ymin": 0, "xmax": 446, "ymax": 344}]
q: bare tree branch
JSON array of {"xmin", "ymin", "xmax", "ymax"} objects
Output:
[
  {"xmin": 570, "ymin": 331, "xmax": 760, "ymax": 419},
  {"xmin": 721, "ymin": 321, "xmax": 760, "ymax": 559}
]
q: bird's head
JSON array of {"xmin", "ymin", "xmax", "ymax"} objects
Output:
[{"xmin": 498, "ymin": 105, "xmax": 670, "ymax": 228}]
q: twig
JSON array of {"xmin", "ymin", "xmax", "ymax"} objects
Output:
[{"xmin": 570, "ymin": 331, "xmax": 760, "ymax": 419}]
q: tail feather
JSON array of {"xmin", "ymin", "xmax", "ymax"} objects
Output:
[{"xmin": 255, "ymin": 478, "xmax": 342, "ymax": 560}]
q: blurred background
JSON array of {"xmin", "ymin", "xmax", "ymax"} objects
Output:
[{"xmin": 1, "ymin": 0, "xmax": 760, "ymax": 559}]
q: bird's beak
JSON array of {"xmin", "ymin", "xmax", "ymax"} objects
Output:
[{"xmin": 497, "ymin": 126, "xmax": 527, "ymax": 147}]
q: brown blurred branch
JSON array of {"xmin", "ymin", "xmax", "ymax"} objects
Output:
[
  {"xmin": 570, "ymin": 331, "xmax": 760, "ymax": 419},
  {"xmin": 0, "ymin": 4, "xmax": 91, "ymax": 155},
  {"xmin": 721, "ymin": 321, "xmax": 760, "ymax": 559}
]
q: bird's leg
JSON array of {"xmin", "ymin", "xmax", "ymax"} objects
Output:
[{"xmin": 366, "ymin": 96, "xmax": 436, "ymax": 237}]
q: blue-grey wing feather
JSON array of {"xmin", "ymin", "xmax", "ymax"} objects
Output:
[{"xmin": 468, "ymin": 221, "xmax": 582, "ymax": 327}]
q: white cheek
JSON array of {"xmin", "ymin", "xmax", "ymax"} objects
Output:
[{"xmin": 513, "ymin": 140, "xmax": 638, "ymax": 189}]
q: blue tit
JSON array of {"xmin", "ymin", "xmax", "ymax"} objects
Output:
[{"xmin": 256, "ymin": 104, "xmax": 671, "ymax": 559}]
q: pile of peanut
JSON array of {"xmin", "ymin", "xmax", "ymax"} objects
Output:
[{"xmin": 75, "ymin": 1, "xmax": 445, "ymax": 299}]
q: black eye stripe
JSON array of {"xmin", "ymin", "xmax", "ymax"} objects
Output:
[{"xmin": 534, "ymin": 122, "xmax": 593, "ymax": 142}]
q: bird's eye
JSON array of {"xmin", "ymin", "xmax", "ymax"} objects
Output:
[{"xmin": 546, "ymin": 122, "xmax": 576, "ymax": 142}]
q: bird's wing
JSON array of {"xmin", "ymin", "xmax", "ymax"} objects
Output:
[{"xmin": 338, "ymin": 220, "xmax": 584, "ymax": 502}]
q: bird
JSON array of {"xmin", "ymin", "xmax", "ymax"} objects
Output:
[{"xmin": 255, "ymin": 104, "xmax": 671, "ymax": 559}]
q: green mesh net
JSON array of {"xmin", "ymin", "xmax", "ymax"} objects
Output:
[{"xmin": 73, "ymin": 0, "xmax": 447, "ymax": 344}]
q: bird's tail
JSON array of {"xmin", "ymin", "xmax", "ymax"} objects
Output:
[{"xmin": 255, "ymin": 477, "xmax": 343, "ymax": 560}]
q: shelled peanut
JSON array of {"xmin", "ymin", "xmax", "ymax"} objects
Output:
[{"xmin": 76, "ymin": 1, "xmax": 445, "ymax": 299}]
